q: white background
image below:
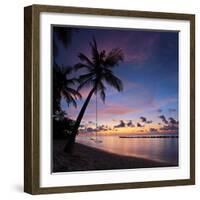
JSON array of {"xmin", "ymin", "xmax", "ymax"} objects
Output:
[
  {"xmin": 0, "ymin": 0, "xmax": 199, "ymax": 199},
  {"xmin": 40, "ymin": 12, "xmax": 190, "ymax": 187}
]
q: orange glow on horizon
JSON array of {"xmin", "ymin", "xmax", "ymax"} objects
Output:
[{"xmin": 79, "ymin": 123, "xmax": 177, "ymax": 135}]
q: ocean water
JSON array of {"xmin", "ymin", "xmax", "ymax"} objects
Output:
[{"xmin": 76, "ymin": 134, "xmax": 178, "ymax": 165}]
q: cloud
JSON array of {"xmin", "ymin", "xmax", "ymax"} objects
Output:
[
  {"xmin": 157, "ymin": 109, "xmax": 162, "ymax": 113},
  {"xmin": 160, "ymin": 125, "xmax": 178, "ymax": 131},
  {"xmin": 88, "ymin": 121, "xmax": 95, "ymax": 125},
  {"xmin": 123, "ymin": 33, "xmax": 160, "ymax": 63},
  {"xmin": 80, "ymin": 123, "xmax": 111, "ymax": 132},
  {"xmin": 98, "ymin": 125, "xmax": 109, "ymax": 131},
  {"xmin": 137, "ymin": 122, "xmax": 144, "ymax": 127},
  {"xmin": 140, "ymin": 116, "xmax": 147, "ymax": 122},
  {"xmin": 159, "ymin": 117, "xmax": 178, "ymax": 132},
  {"xmin": 100, "ymin": 104, "xmax": 139, "ymax": 115},
  {"xmin": 140, "ymin": 116, "xmax": 152, "ymax": 124},
  {"xmin": 127, "ymin": 120, "xmax": 135, "ymax": 127},
  {"xmin": 86, "ymin": 127, "xmax": 96, "ymax": 132},
  {"xmin": 169, "ymin": 108, "xmax": 176, "ymax": 112},
  {"xmin": 149, "ymin": 128, "xmax": 158, "ymax": 132},
  {"xmin": 114, "ymin": 120, "xmax": 135, "ymax": 128},
  {"xmin": 114, "ymin": 120, "xmax": 126, "ymax": 128},
  {"xmin": 158, "ymin": 115, "xmax": 168, "ymax": 124},
  {"xmin": 66, "ymin": 100, "xmax": 139, "ymax": 122},
  {"xmin": 169, "ymin": 117, "xmax": 178, "ymax": 125}
]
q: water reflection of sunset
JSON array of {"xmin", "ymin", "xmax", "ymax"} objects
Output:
[{"xmin": 77, "ymin": 135, "xmax": 178, "ymax": 164}]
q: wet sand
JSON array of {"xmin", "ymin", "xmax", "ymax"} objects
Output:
[{"xmin": 53, "ymin": 139, "xmax": 175, "ymax": 172}]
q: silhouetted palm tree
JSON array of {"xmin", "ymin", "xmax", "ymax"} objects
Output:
[
  {"xmin": 53, "ymin": 63, "xmax": 82, "ymax": 115},
  {"xmin": 64, "ymin": 38, "xmax": 124, "ymax": 153},
  {"xmin": 53, "ymin": 27, "xmax": 73, "ymax": 57}
]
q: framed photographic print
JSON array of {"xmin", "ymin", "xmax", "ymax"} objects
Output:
[{"xmin": 24, "ymin": 4, "xmax": 195, "ymax": 194}]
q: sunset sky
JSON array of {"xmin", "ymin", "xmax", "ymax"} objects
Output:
[{"xmin": 53, "ymin": 26, "xmax": 179, "ymax": 135}]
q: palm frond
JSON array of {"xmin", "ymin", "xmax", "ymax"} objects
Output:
[
  {"xmin": 97, "ymin": 81, "xmax": 106, "ymax": 103},
  {"xmin": 64, "ymin": 87, "xmax": 82, "ymax": 99},
  {"xmin": 65, "ymin": 77, "xmax": 78, "ymax": 86},
  {"xmin": 53, "ymin": 62, "xmax": 81, "ymax": 110},
  {"xmin": 78, "ymin": 53, "xmax": 94, "ymax": 68},
  {"xmin": 62, "ymin": 90, "xmax": 78, "ymax": 108},
  {"xmin": 78, "ymin": 72, "xmax": 95, "ymax": 83},
  {"xmin": 104, "ymin": 73, "xmax": 123, "ymax": 92},
  {"xmin": 54, "ymin": 27, "xmax": 73, "ymax": 48},
  {"xmin": 99, "ymin": 50, "xmax": 106, "ymax": 62},
  {"xmin": 77, "ymin": 77, "xmax": 95, "ymax": 91},
  {"xmin": 74, "ymin": 63, "xmax": 92, "ymax": 72},
  {"xmin": 62, "ymin": 66, "xmax": 73, "ymax": 74},
  {"xmin": 89, "ymin": 37, "xmax": 100, "ymax": 65},
  {"xmin": 104, "ymin": 48, "xmax": 124, "ymax": 68},
  {"xmin": 67, "ymin": 96, "xmax": 78, "ymax": 108},
  {"xmin": 100, "ymin": 90, "xmax": 106, "ymax": 103}
]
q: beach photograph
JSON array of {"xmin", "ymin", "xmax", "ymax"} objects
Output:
[{"xmin": 52, "ymin": 25, "xmax": 179, "ymax": 173}]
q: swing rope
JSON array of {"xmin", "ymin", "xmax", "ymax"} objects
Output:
[{"xmin": 95, "ymin": 92, "xmax": 98, "ymax": 141}]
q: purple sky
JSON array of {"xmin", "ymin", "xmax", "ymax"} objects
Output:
[{"xmin": 53, "ymin": 26, "xmax": 179, "ymax": 134}]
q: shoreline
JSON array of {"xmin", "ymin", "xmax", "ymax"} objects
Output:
[{"xmin": 53, "ymin": 139, "xmax": 177, "ymax": 172}]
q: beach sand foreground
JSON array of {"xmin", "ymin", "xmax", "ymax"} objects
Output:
[{"xmin": 53, "ymin": 139, "xmax": 175, "ymax": 172}]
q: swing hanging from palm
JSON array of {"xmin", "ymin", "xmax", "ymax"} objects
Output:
[{"xmin": 90, "ymin": 93, "xmax": 102, "ymax": 143}]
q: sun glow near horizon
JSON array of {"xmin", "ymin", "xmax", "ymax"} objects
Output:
[{"xmin": 78, "ymin": 122, "xmax": 178, "ymax": 135}]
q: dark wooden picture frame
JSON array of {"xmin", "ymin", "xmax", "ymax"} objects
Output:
[{"xmin": 24, "ymin": 4, "xmax": 195, "ymax": 194}]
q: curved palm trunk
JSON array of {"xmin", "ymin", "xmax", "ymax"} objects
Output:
[{"xmin": 64, "ymin": 86, "xmax": 96, "ymax": 153}]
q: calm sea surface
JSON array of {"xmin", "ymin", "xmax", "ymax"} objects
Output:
[{"xmin": 76, "ymin": 134, "xmax": 178, "ymax": 165}]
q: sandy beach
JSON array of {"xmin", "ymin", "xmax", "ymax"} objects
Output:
[{"xmin": 53, "ymin": 139, "xmax": 175, "ymax": 172}]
